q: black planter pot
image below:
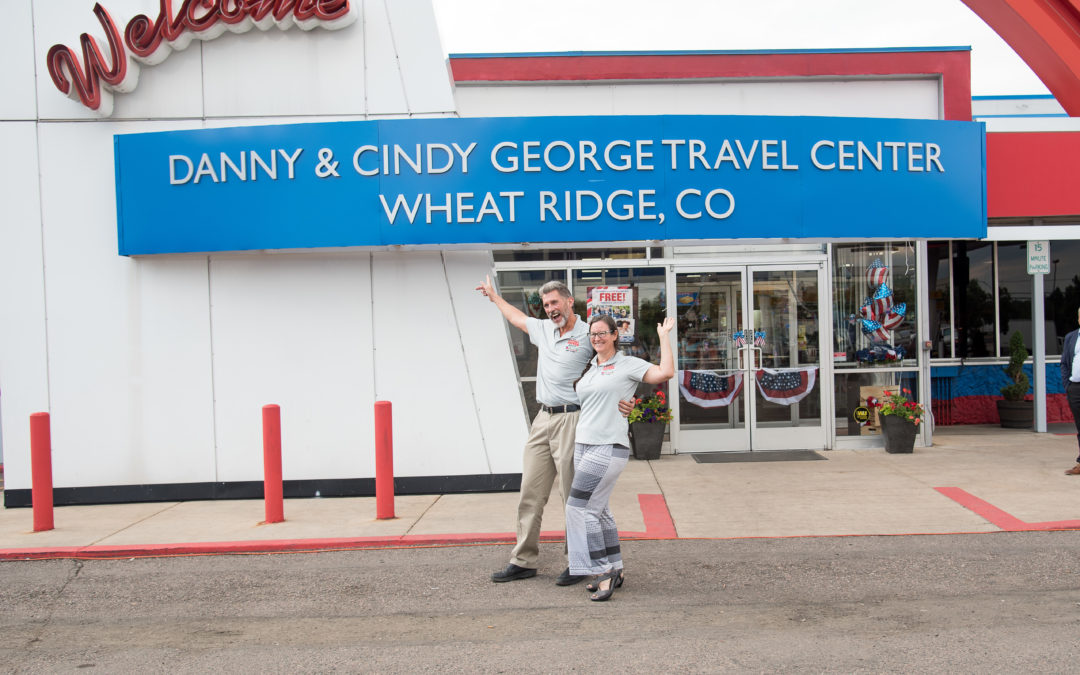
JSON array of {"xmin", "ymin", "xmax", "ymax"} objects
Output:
[
  {"xmin": 881, "ymin": 415, "xmax": 917, "ymax": 454},
  {"xmin": 629, "ymin": 422, "xmax": 665, "ymax": 460},
  {"xmin": 996, "ymin": 399, "xmax": 1033, "ymax": 429}
]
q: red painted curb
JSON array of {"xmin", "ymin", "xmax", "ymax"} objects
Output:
[
  {"xmin": 935, "ymin": 486, "xmax": 1080, "ymax": 532},
  {"xmin": 0, "ymin": 533, "xmax": 519, "ymax": 561},
  {"xmin": 0, "ymin": 492, "xmax": 681, "ymax": 561},
  {"xmin": 13, "ymin": 489, "xmax": 1073, "ymax": 561},
  {"xmin": 638, "ymin": 493, "xmax": 678, "ymax": 538}
]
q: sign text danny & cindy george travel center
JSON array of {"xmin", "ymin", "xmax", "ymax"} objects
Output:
[{"xmin": 115, "ymin": 114, "xmax": 986, "ymax": 254}]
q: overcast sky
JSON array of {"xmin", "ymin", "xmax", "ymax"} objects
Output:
[{"xmin": 431, "ymin": 0, "xmax": 1049, "ymax": 97}]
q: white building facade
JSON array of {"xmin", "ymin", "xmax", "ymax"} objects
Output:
[{"xmin": 1, "ymin": 0, "xmax": 989, "ymax": 505}]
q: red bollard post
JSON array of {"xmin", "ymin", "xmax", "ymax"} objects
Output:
[
  {"xmin": 262, "ymin": 404, "xmax": 284, "ymax": 524},
  {"xmin": 374, "ymin": 400, "xmax": 395, "ymax": 519},
  {"xmin": 29, "ymin": 412, "xmax": 54, "ymax": 532}
]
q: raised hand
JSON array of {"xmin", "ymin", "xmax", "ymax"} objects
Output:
[{"xmin": 475, "ymin": 274, "xmax": 496, "ymax": 301}]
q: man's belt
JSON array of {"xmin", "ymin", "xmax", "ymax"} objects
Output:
[{"xmin": 541, "ymin": 404, "xmax": 581, "ymax": 414}]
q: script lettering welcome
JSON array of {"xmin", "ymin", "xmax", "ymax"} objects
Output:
[{"xmin": 46, "ymin": 0, "xmax": 357, "ymax": 116}]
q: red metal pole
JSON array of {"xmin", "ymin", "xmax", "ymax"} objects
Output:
[
  {"xmin": 29, "ymin": 412, "xmax": 54, "ymax": 532},
  {"xmin": 262, "ymin": 404, "xmax": 284, "ymax": 524},
  {"xmin": 374, "ymin": 400, "xmax": 395, "ymax": 519}
]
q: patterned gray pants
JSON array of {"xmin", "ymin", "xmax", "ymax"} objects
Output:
[{"xmin": 565, "ymin": 442, "xmax": 630, "ymax": 576}]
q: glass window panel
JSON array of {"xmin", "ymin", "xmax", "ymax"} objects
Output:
[
  {"xmin": 927, "ymin": 241, "xmax": 952, "ymax": 358},
  {"xmin": 753, "ymin": 269, "xmax": 822, "ymax": 428},
  {"xmin": 832, "ymin": 242, "xmax": 919, "ymax": 367},
  {"xmin": 834, "ymin": 371, "xmax": 920, "ymax": 437},
  {"xmin": 493, "ymin": 250, "xmax": 570, "ymax": 262},
  {"xmin": 675, "ymin": 271, "xmax": 744, "ymax": 429},
  {"xmin": 952, "ymin": 241, "xmax": 995, "ymax": 358},
  {"xmin": 520, "ymin": 381, "xmax": 540, "ymax": 423},
  {"xmin": 495, "ymin": 270, "xmax": 567, "ymax": 379},
  {"xmin": 571, "ymin": 248, "xmax": 647, "ymax": 261},
  {"xmin": 997, "ymin": 242, "xmax": 1033, "ymax": 356},
  {"xmin": 888, "ymin": 243, "xmax": 920, "ymax": 358},
  {"xmin": 1045, "ymin": 241, "xmax": 1080, "ymax": 356},
  {"xmin": 493, "ymin": 248, "xmax": 649, "ymax": 263},
  {"xmin": 573, "ymin": 267, "xmax": 668, "ymax": 402}
]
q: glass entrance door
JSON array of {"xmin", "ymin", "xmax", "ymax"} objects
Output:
[{"xmin": 674, "ymin": 264, "xmax": 826, "ymax": 452}]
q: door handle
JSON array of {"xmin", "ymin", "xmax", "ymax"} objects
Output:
[{"xmin": 737, "ymin": 345, "xmax": 750, "ymax": 370}]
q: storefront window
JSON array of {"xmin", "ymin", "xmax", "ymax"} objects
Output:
[
  {"xmin": 675, "ymin": 270, "xmax": 743, "ymax": 428},
  {"xmin": 997, "ymin": 242, "xmax": 1033, "ymax": 356},
  {"xmin": 754, "ymin": 269, "xmax": 822, "ymax": 428},
  {"xmin": 834, "ymin": 371, "xmax": 919, "ymax": 437},
  {"xmin": 929, "ymin": 239, "xmax": 1080, "ymax": 359},
  {"xmin": 573, "ymin": 267, "xmax": 668, "ymax": 401},
  {"xmin": 493, "ymin": 248, "xmax": 650, "ymax": 262},
  {"xmin": 495, "ymin": 266, "xmax": 666, "ymax": 422},
  {"xmin": 832, "ymin": 242, "xmax": 919, "ymax": 368},
  {"xmin": 952, "ymin": 241, "xmax": 995, "ymax": 358},
  {"xmin": 1045, "ymin": 240, "xmax": 1080, "ymax": 355},
  {"xmin": 927, "ymin": 242, "xmax": 952, "ymax": 358},
  {"xmin": 495, "ymin": 270, "xmax": 567, "ymax": 421}
]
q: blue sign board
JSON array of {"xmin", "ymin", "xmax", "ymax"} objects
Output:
[{"xmin": 114, "ymin": 115, "xmax": 986, "ymax": 255}]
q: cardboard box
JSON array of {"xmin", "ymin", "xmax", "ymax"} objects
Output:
[{"xmin": 858, "ymin": 386, "xmax": 888, "ymax": 435}]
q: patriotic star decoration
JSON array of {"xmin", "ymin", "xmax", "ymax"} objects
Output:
[
  {"xmin": 870, "ymin": 283, "xmax": 894, "ymax": 317},
  {"xmin": 761, "ymin": 370, "xmax": 801, "ymax": 390},
  {"xmin": 867, "ymin": 258, "xmax": 889, "ymax": 288},
  {"xmin": 881, "ymin": 302, "xmax": 906, "ymax": 330},
  {"xmin": 689, "ymin": 371, "xmax": 729, "ymax": 392},
  {"xmin": 859, "ymin": 318, "xmax": 891, "ymax": 342},
  {"xmin": 859, "ymin": 297, "xmax": 875, "ymax": 319}
]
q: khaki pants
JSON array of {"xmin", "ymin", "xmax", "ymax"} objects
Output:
[{"xmin": 509, "ymin": 409, "xmax": 578, "ymax": 569}]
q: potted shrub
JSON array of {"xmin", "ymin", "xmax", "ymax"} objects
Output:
[
  {"xmin": 997, "ymin": 330, "xmax": 1033, "ymax": 428},
  {"xmin": 628, "ymin": 389, "xmax": 672, "ymax": 460},
  {"xmin": 871, "ymin": 388, "xmax": 924, "ymax": 453}
]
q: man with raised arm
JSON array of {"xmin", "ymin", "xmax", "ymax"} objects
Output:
[{"xmin": 477, "ymin": 276, "xmax": 628, "ymax": 586}]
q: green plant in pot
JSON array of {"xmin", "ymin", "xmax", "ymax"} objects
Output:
[
  {"xmin": 627, "ymin": 389, "xmax": 672, "ymax": 460},
  {"xmin": 871, "ymin": 388, "xmax": 924, "ymax": 453},
  {"xmin": 997, "ymin": 330, "xmax": 1033, "ymax": 428}
]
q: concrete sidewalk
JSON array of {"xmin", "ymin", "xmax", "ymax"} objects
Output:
[{"xmin": 1, "ymin": 426, "xmax": 1078, "ymax": 560}]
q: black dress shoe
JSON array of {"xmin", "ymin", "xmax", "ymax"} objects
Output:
[
  {"xmin": 555, "ymin": 567, "xmax": 588, "ymax": 586},
  {"xmin": 491, "ymin": 563, "xmax": 537, "ymax": 583}
]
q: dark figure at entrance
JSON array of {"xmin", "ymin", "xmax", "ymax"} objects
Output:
[{"xmin": 1061, "ymin": 307, "xmax": 1080, "ymax": 475}]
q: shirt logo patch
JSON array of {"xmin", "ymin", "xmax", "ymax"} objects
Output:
[{"xmin": 601, "ymin": 364, "xmax": 616, "ymax": 375}]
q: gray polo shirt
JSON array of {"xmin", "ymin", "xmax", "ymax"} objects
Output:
[
  {"xmin": 574, "ymin": 351, "xmax": 652, "ymax": 447},
  {"xmin": 526, "ymin": 315, "xmax": 593, "ymax": 406}
]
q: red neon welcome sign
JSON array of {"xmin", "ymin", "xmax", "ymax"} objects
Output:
[{"xmin": 47, "ymin": 0, "xmax": 357, "ymax": 116}]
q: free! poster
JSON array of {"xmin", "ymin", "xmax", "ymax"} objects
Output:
[{"xmin": 586, "ymin": 286, "xmax": 636, "ymax": 344}]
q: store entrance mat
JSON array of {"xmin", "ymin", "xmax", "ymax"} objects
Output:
[{"xmin": 691, "ymin": 451, "xmax": 826, "ymax": 463}]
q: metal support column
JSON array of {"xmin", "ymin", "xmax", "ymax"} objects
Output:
[
  {"xmin": 917, "ymin": 241, "xmax": 933, "ymax": 446},
  {"xmin": 1033, "ymin": 269, "xmax": 1047, "ymax": 432}
]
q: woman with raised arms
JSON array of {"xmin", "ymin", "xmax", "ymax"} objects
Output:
[{"xmin": 566, "ymin": 313, "xmax": 675, "ymax": 601}]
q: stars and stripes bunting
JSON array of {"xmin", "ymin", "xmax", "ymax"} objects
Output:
[
  {"xmin": 679, "ymin": 369, "xmax": 744, "ymax": 408},
  {"xmin": 754, "ymin": 366, "xmax": 818, "ymax": 406}
]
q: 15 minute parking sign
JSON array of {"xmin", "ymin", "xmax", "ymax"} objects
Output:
[{"xmin": 1027, "ymin": 241, "xmax": 1050, "ymax": 275}]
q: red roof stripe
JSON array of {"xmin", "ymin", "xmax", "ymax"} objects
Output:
[{"xmin": 450, "ymin": 50, "xmax": 972, "ymax": 120}]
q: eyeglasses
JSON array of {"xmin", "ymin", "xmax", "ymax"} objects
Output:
[{"xmin": 589, "ymin": 331, "xmax": 615, "ymax": 339}]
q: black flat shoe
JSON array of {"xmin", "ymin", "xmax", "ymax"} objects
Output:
[
  {"xmin": 556, "ymin": 567, "xmax": 588, "ymax": 586},
  {"xmin": 491, "ymin": 563, "xmax": 537, "ymax": 583},
  {"xmin": 589, "ymin": 570, "xmax": 620, "ymax": 602},
  {"xmin": 586, "ymin": 569, "xmax": 624, "ymax": 593}
]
